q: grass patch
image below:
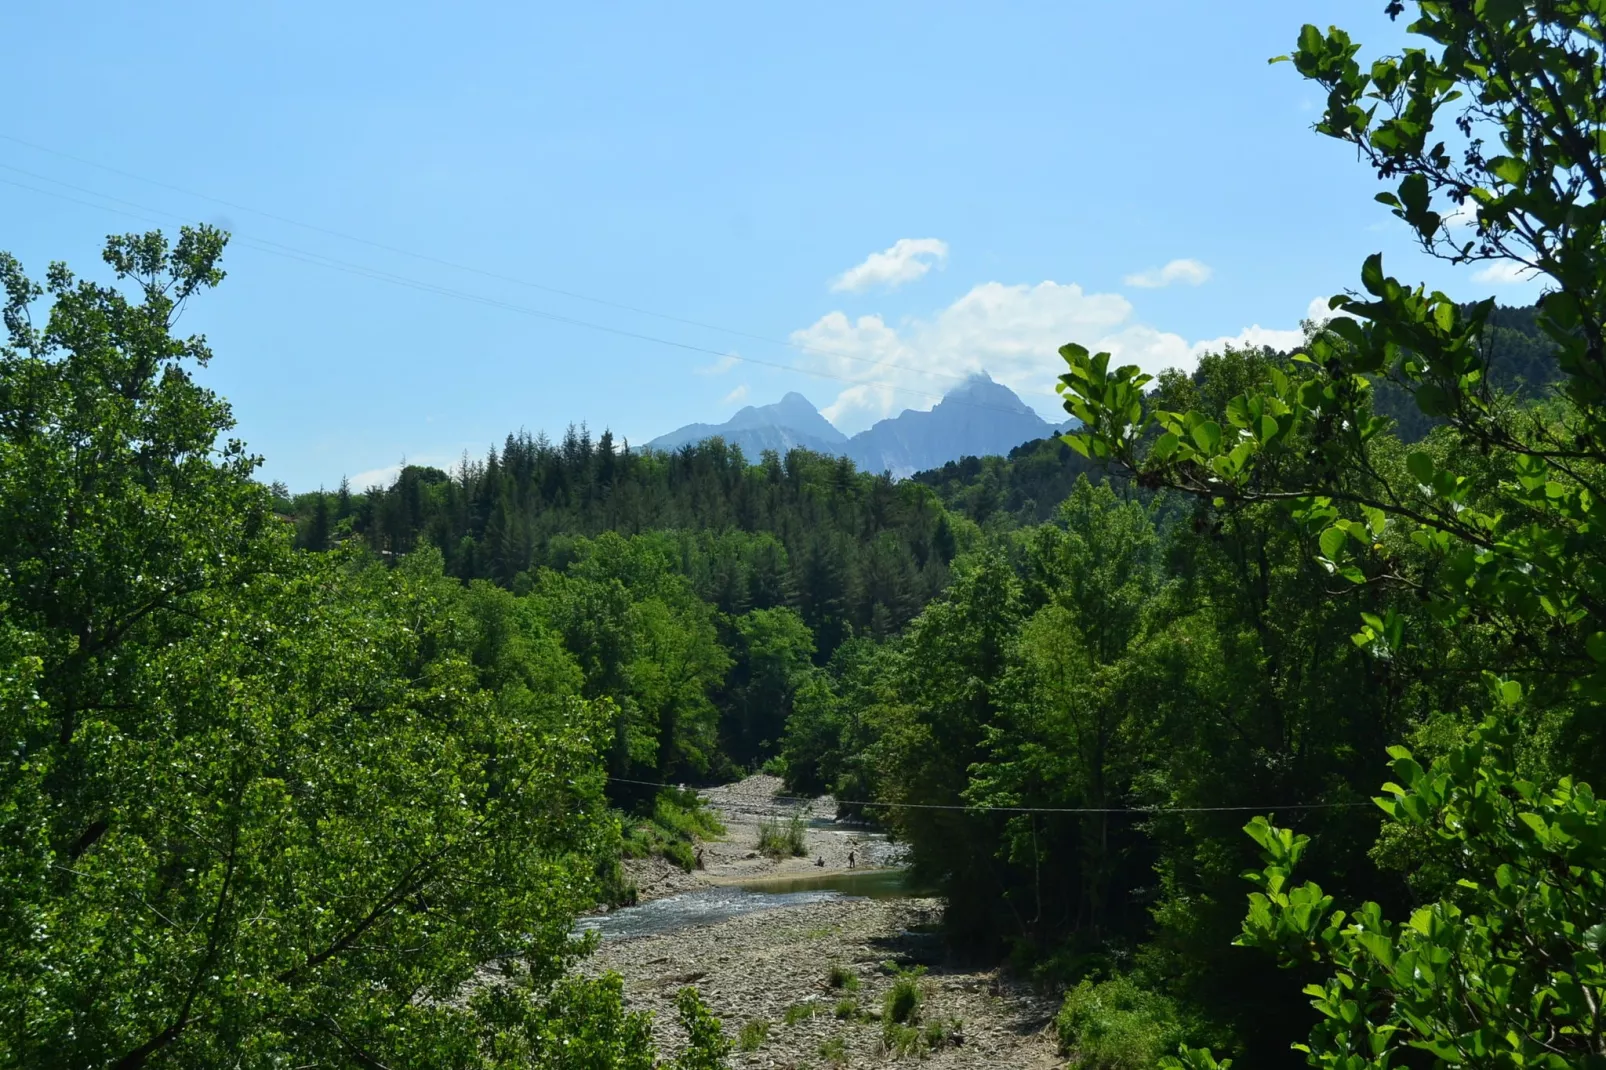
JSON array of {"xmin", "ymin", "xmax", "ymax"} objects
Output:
[
  {"xmin": 826, "ymin": 963, "xmax": 859, "ymax": 991},
  {"xmin": 783, "ymin": 1002, "xmax": 820, "ymax": 1027},
  {"xmin": 1055, "ymin": 975, "xmax": 1196, "ymax": 1070},
  {"xmin": 621, "ymin": 788, "xmax": 725, "ymax": 873},
  {"xmin": 738, "ymin": 1018, "xmax": 770, "ymax": 1052},
  {"xmin": 882, "ymin": 963, "xmax": 926, "ymax": 1025},
  {"xmin": 819, "ymin": 1034, "xmax": 847, "ymax": 1066},
  {"xmin": 833, "ymin": 997, "xmax": 859, "ymax": 1021},
  {"xmin": 924, "ymin": 1017, "xmax": 961, "ymax": 1049},
  {"xmin": 881, "ymin": 1022, "xmax": 922, "ymax": 1057},
  {"xmin": 757, "ymin": 812, "xmax": 807, "ymax": 859}
]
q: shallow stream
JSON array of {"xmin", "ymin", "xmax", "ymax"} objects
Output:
[{"xmin": 578, "ymin": 868, "xmax": 929, "ymax": 942}]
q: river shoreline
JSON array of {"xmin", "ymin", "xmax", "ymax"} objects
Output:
[{"xmin": 588, "ymin": 775, "xmax": 1062, "ymax": 1068}]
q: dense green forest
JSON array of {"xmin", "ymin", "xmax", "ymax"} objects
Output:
[{"xmin": 8, "ymin": 3, "xmax": 1606, "ymax": 1068}]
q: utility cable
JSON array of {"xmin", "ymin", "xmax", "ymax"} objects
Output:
[
  {"xmin": 0, "ymin": 136, "xmax": 1033, "ymax": 392},
  {"xmin": 0, "ymin": 168, "xmax": 1054, "ymax": 423},
  {"xmin": 602, "ymin": 775, "xmax": 1372, "ymax": 815}
]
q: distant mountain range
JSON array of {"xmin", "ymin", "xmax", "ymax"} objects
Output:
[{"xmin": 646, "ymin": 372, "xmax": 1063, "ymax": 478}]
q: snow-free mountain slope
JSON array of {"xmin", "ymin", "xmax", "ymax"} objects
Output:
[{"xmin": 646, "ymin": 374, "xmax": 1056, "ymax": 477}]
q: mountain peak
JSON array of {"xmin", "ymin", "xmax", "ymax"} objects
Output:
[
  {"xmin": 775, "ymin": 391, "xmax": 819, "ymax": 415},
  {"xmin": 647, "ymin": 377, "xmax": 1055, "ymax": 479},
  {"xmin": 941, "ymin": 370, "xmax": 1031, "ymax": 413},
  {"xmin": 646, "ymin": 389, "xmax": 845, "ymax": 455}
]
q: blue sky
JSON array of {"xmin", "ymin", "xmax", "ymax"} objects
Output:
[{"xmin": 1, "ymin": 2, "xmax": 1542, "ymax": 491}]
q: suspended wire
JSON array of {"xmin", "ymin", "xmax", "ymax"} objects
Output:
[
  {"xmin": 0, "ymin": 168, "xmax": 1053, "ymax": 422},
  {"xmin": 2, "ymin": 132, "xmax": 962, "ymax": 376},
  {"xmin": 0, "ymin": 137, "xmax": 1047, "ymax": 397},
  {"xmin": 602, "ymin": 776, "xmax": 1372, "ymax": 815}
]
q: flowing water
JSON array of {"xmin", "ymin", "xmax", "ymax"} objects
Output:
[{"xmin": 578, "ymin": 868, "xmax": 929, "ymax": 942}]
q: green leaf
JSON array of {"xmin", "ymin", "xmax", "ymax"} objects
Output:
[
  {"xmin": 1406, "ymin": 452, "xmax": 1435, "ymax": 485},
  {"xmin": 1192, "ymin": 420, "xmax": 1222, "ymax": 454},
  {"xmin": 1149, "ymin": 432, "xmax": 1181, "ymax": 462},
  {"xmin": 1320, "ymin": 527, "xmax": 1348, "ymax": 561},
  {"xmin": 1361, "ymin": 253, "xmax": 1386, "ymax": 296}
]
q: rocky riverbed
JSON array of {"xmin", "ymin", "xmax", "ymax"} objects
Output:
[{"xmin": 585, "ymin": 776, "xmax": 1063, "ymax": 1068}]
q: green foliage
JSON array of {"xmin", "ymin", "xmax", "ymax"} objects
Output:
[
  {"xmin": 722, "ymin": 605, "xmax": 816, "ymax": 766},
  {"xmin": 833, "ymin": 998, "xmax": 860, "ymax": 1021},
  {"xmin": 1055, "ymin": 976, "xmax": 1196, "ymax": 1070},
  {"xmin": 1055, "ymin": 2, "xmax": 1606, "ymax": 1066},
  {"xmin": 532, "ymin": 532, "xmax": 734, "ymax": 784},
  {"xmin": 756, "ymin": 813, "xmax": 807, "ymax": 859},
  {"xmin": 881, "ymin": 963, "xmax": 926, "ymax": 1026},
  {"xmin": 622, "ymin": 788, "xmax": 724, "ymax": 872},
  {"xmin": 671, "ymin": 986, "xmax": 732, "ymax": 1070},
  {"xmin": 783, "ymin": 1002, "xmax": 819, "ymax": 1026},
  {"xmin": 819, "ymin": 1033, "xmax": 848, "ymax": 1065},
  {"xmin": 1234, "ymin": 700, "xmax": 1606, "ymax": 1069},
  {"xmin": 922, "ymin": 1017, "xmax": 959, "ymax": 1050},
  {"xmin": 306, "ymin": 435, "xmax": 956, "ymax": 663},
  {"xmin": 826, "ymin": 963, "xmax": 859, "ymax": 991},
  {"xmin": 474, "ymin": 973, "xmax": 656, "ymax": 1069},
  {"xmin": 0, "ymin": 230, "xmax": 720, "ymax": 1067},
  {"xmin": 881, "ymin": 1021, "xmax": 922, "ymax": 1057},
  {"xmin": 912, "ymin": 435, "xmax": 1102, "ymax": 528},
  {"xmin": 736, "ymin": 1018, "xmax": 769, "ymax": 1051}
]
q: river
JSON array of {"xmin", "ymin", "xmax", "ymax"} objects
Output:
[{"xmin": 577, "ymin": 776, "xmax": 1062, "ymax": 1068}]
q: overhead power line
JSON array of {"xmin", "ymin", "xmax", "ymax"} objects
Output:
[
  {"xmin": 1, "ymin": 168, "xmax": 1049, "ymax": 420},
  {"xmin": 0, "ymin": 134, "xmax": 1050, "ymax": 400},
  {"xmin": 602, "ymin": 776, "xmax": 1371, "ymax": 816}
]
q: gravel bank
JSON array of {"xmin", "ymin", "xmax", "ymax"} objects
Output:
[
  {"xmin": 595, "ymin": 776, "xmax": 1062, "ymax": 1068},
  {"xmin": 582, "ymin": 895, "xmax": 1061, "ymax": 1068},
  {"xmin": 622, "ymin": 775, "xmax": 907, "ymax": 904}
]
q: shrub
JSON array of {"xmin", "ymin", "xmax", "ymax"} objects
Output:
[
  {"xmin": 674, "ymin": 987, "xmax": 733, "ymax": 1070},
  {"xmin": 757, "ymin": 813, "xmax": 807, "ymax": 859},
  {"xmin": 623, "ymin": 789, "xmax": 725, "ymax": 872},
  {"xmin": 783, "ymin": 1002, "xmax": 820, "ymax": 1027},
  {"xmin": 737, "ymin": 1018, "xmax": 769, "ymax": 1052},
  {"xmin": 1055, "ymin": 975, "xmax": 1190, "ymax": 1070},
  {"xmin": 826, "ymin": 963, "xmax": 859, "ymax": 991},
  {"xmin": 881, "ymin": 1021, "xmax": 922, "ymax": 1057},
  {"xmin": 833, "ymin": 997, "xmax": 859, "ymax": 1020},
  {"xmin": 882, "ymin": 963, "xmax": 926, "ymax": 1026},
  {"xmin": 655, "ymin": 787, "xmax": 726, "ymax": 841}
]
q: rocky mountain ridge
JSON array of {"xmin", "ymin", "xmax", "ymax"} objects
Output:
[{"xmin": 646, "ymin": 373, "xmax": 1060, "ymax": 478}]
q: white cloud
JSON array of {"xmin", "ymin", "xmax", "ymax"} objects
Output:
[
  {"xmin": 1443, "ymin": 199, "xmax": 1478, "ymax": 230},
  {"xmin": 1473, "ymin": 260, "xmax": 1540, "ymax": 285},
  {"xmin": 722, "ymin": 384, "xmax": 749, "ymax": 405},
  {"xmin": 1123, "ymin": 258, "xmax": 1213, "ymax": 289},
  {"xmin": 1306, "ymin": 295, "xmax": 1341, "ymax": 323},
  {"xmin": 792, "ymin": 280, "xmax": 1315, "ymax": 433},
  {"xmin": 347, "ymin": 452, "xmax": 461, "ymax": 492},
  {"xmin": 1189, "ymin": 324, "xmax": 1306, "ymax": 355},
  {"xmin": 830, "ymin": 238, "xmax": 949, "ymax": 293},
  {"xmin": 697, "ymin": 353, "xmax": 741, "ymax": 375},
  {"xmin": 350, "ymin": 463, "xmax": 404, "ymax": 491}
]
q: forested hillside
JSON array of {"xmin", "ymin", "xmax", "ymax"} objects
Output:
[
  {"xmin": 292, "ymin": 437, "xmax": 961, "ymax": 657},
  {"xmin": 9, "ymin": 4, "xmax": 1605, "ymax": 1069},
  {"xmin": 267, "ymin": 293, "xmax": 1568, "ymax": 1065}
]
